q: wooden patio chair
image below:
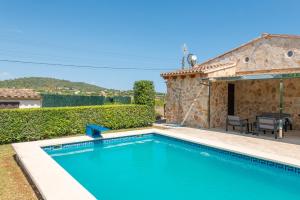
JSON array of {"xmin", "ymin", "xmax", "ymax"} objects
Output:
[{"xmin": 226, "ymin": 115, "xmax": 249, "ymax": 133}]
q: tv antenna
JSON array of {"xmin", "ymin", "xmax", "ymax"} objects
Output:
[
  {"xmin": 181, "ymin": 43, "xmax": 188, "ymax": 69},
  {"xmin": 181, "ymin": 44, "xmax": 198, "ymax": 68}
]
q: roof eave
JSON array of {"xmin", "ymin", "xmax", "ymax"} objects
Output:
[{"xmin": 161, "ymin": 70, "xmax": 205, "ymax": 78}]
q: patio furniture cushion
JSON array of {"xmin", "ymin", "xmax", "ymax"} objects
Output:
[
  {"xmin": 261, "ymin": 112, "xmax": 292, "ymax": 131},
  {"xmin": 228, "ymin": 115, "xmax": 242, "ymax": 126},
  {"xmin": 257, "ymin": 117, "xmax": 281, "ymax": 139},
  {"xmin": 226, "ymin": 115, "xmax": 249, "ymax": 133},
  {"xmin": 258, "ymin": 117, "xmax": 278, "ymax": 130}
]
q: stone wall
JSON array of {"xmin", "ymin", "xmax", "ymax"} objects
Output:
[
  {"xmin": 235, "ymin": 78, "xmax": 300, "ymax": 130},
  {"xmin": 235, "ymin": 80, "xmax": 280, "ymax": 120},
  {"xmin": 210, "ymin": 81, "xmax": 228, "ymax": 128},
  {"xmin": 165, "ymin": 78, "xmax": 229, "ymax": 129},
  {"xmin": 165, "ymin": 77, "xmax": 209, "ymax": 128},
  {"xmin": 283, "ymin": 78, "xmax": 300, "ymax": 129},
  {"xmin": 203, "ymin": 37, "xmax": 300, "ymax": 74},
  {"xmin": 165, "ymin": 78, "xmax": 300, "ymax": 130}
]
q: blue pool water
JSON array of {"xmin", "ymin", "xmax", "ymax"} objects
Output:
[{"xmin": 44, "ymin": 134, "xmax": 300, "ymax": 200}]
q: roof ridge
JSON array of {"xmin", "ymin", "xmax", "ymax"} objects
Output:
[
  {"xmin": 198, "ymin": 33, "xmax": 300, "ymax": 66},
  {"xmin": 267, "ymin": 33, "xmax": 300, "ymax": 38}
]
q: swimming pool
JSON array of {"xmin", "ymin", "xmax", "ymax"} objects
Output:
[{"xmin": 44, "ymin": 133, "xmax": 300, "ymax": 200}]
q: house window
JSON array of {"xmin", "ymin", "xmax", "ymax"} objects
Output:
[
  {"xmin": 0, "ymin": 102, "xmax": 20, "ymax": 109},
  {"xmin": 287, "ymin": 50, "xmax": 294, "ymax": 57},
  {"xmin": 244, "ymin": 57, "xmax": 250, "ymax": 63}
]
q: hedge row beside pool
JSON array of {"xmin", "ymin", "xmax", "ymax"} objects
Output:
[{"xmin": 0, "ymin": 105, "xmax": 154, "ymax": 144}]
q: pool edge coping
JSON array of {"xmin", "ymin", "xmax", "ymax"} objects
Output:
[{"xmin": 13, "ymin": 128, "xmax": 300, "ymax": 200}]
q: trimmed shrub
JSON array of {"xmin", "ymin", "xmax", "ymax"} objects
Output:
[
  {"xmin": 0, "ymin": 105, "xmax": 154, "ymax": 144},
  {"xmin": 133, "ymin": 80, "xmax": 155, "ymax": 108}
]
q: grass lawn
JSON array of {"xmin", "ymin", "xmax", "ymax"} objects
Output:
[
  {"xmin": 0, "ymin": 126, "xmax": 163, "ymax": 200},
  {"xmin": 0, "ymin": 144, "xmax": 37, "ymax": 200}
]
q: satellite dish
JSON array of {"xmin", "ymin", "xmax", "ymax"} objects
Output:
[{"xmin": 187, "ymin": 53, "xmax": 197, "ymax": 67}]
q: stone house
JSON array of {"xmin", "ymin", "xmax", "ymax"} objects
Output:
[
  {"xmin": 161, "ymin": 33, "xmax": 300, "ymax": 130},
  {"xmin": 0, "ymin": 88, "xmax": 42, "ymax": 109}
]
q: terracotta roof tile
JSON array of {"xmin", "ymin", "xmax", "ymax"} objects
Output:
[
  {"xmin": 161, "ymin": 62, "xmax": 236, "ymax": 77},
  {"xmin": 0, "ymin": 88, "xmax": 41, "ymax": 100}
]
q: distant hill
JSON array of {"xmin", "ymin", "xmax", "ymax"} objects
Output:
[
  {"xmin": 0, "ymin": 77, "xmax": 129, "ymax": 96},
  {"xmin": 0, "ymin": 77, "xmax": 166, "ymax": 98}
]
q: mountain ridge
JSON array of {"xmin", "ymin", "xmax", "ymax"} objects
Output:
[{"xmin": 0, "ymin": 77, "xmax": 129, "ymax": 96}]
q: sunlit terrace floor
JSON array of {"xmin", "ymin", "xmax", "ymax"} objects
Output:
[
  {"xmin": 154, "ymin": 123, "xmax": 300, "ymax": 167},
  {"xmin": 212, "ymin": 128, "xmax": 300, "ymax": 145}
]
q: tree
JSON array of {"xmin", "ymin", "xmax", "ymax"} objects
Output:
[{"xmin": 133, "ymin": 80, "xmax": 155, "ymax": 108}]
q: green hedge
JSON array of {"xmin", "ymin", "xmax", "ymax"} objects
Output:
[{"xmin": 0, "ymin": 105, "xmax": 154, "ymax": 144}]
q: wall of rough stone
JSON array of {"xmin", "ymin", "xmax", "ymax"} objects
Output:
[
  {"xmin": 210, "ymin": 81, "xmax": 228, "ymax": 128},
  {"xmin": 235, "ymin": 78, "xmax": 300, "ymax": 130},
  {"xmin": 165, "ymin": 78, "xmax": 182, "ymax": 123},
  {"xmin": 203, "ymin": 37, "xmax": 300, "ymax": 74},
  {"xmin": 165, "ymin": 77, "xmax": 209, "ymax": 128},
  {"xmin": 283, "ymin": 78, "xmax": 300, "ymax": 129},
  {"xmin": 235, "ymin": 80, "xmax": 280, "ymax": 120},
  {"xmin": 165, "ymin": 78, "xmax": 300, "ymax": 130},
  {"xmin": 165, "ymin": 78, "xmax": 229, "ymax": 129}
]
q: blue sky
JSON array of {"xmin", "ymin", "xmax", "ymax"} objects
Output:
[{"xmin": 0, "ymin": 0, "xmax": 300, "ymax": 92}]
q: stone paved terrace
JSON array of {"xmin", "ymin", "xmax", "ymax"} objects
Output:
[{"xmin": 154, "ymin": 124, "xmax": 300, "ymax": 168}]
